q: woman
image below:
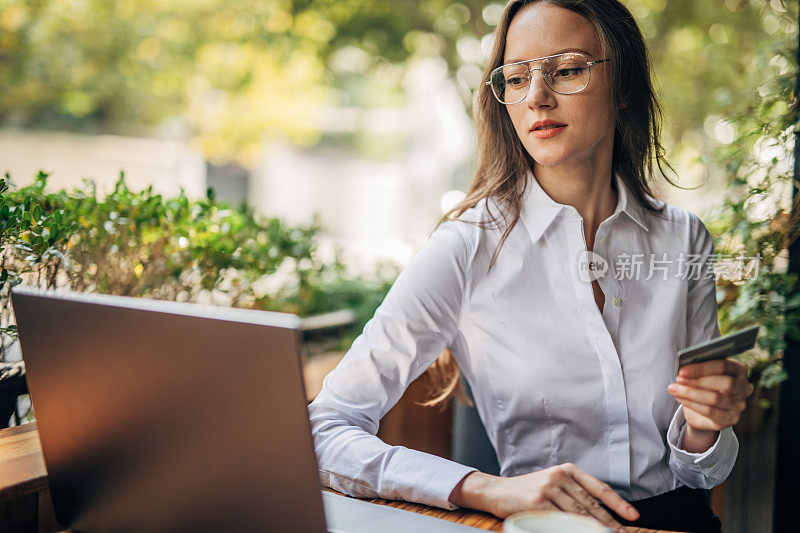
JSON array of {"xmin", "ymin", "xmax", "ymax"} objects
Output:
[{"xmin": 308, "ymin": 1, "xmax": 753, "ymax": 532}]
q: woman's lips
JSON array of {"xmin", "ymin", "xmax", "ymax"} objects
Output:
[{"xmin": 531, "ymin": 125, "xmax": 567, "ymax": 139}]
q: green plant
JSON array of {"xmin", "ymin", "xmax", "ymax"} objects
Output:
[
  {"xmin": 2, "ymin": 171, "xmax": 397, "ymax": 357},
  {"xmin": 1, "ymin": 172, "xmax": 320, "ymax": 302},
  {"xmin": 705, "ymin": 29, "xmax": 799, "ymax": 409},
  {"xmin": 0, "ymin": 171, "xmax": 78, "ymax": 360},
  {"xmin": 257, "ymin": 260, "xmax": 397, "ymax": 350}
]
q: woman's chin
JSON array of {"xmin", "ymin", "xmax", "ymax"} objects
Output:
[{"xmin": 528, "ymin": 152, "xmax": 571, "ymax": 167}]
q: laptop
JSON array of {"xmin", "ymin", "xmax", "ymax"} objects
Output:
[{"xmin": 11, "ymin": 287, "xmax": 483, "ymax": 532}]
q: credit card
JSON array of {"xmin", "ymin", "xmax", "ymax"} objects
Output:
[{"xmin": 677, "ymin": 324, "xmax": 760, "ymax": 369}]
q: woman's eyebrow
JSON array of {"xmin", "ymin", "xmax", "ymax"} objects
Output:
[{"xmin": 504, "ymin": 48, "xmax": 594, "ymax": 63}]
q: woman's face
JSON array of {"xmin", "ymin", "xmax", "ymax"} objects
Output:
[{"xmin": 503, "ymin": 3, "xmax": 616, "ymax": 169}]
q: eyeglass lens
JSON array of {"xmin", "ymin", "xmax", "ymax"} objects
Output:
[{"xmin": 491, "ymin": 53, "xmax": 592, "ymax": 103}]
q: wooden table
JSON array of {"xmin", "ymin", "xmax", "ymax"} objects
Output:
[
  {"xmin": 0, "ymin": 424, "xmax": 679, "ymax": 533},
  {"xmin": 323, "ymin": 489, "xmax": 682, "ymax": 532},
  {"xmin": 0, "ymin": 424, "xmax": 59, "ymax": 532}
]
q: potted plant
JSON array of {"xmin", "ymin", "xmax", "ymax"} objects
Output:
[{"xmin": 0, "ymin": 172, "xmax": 77, "ymax": 427}]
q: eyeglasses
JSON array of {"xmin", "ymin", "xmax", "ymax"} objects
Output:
[{"xmin": 486, "ymin": 52, "xmax": 610, "ymax": 105}]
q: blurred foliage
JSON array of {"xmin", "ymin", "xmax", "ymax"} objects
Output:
[
  {"xmin": 0, "ymin": 172, "xmax": 77, "ymax": 354},
  {"xmin": 0, "ymin": 0, "xmax": 492, "ymax": 163},
  {"xmin": 1, "ymin": 0, "xmax": 795, "ymax": 164},
  {"xmin": 643, "ymin": 0, "xmax": 797, "ymax": 160},
  {"xmin": 0, "ymin": 172, "xmax": 395, "ymax": 361},
  {"xmin": 0, "ymin": 0, "xmax": 798, "ymax": 407},
  {"xmin": 701, "ymin": 1, "xmax": 799, "ymax": 409},
  {"xmin": 257, "ymin": 263, "xmax": 398, "ymax": 350}
]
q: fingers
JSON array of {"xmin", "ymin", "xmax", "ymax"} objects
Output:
[
  {"xmin": 515, "ymin": 465, "xmax": 639, "ymax": 533},
  {"xmin": 676, "ymin": 374, "xmax": 754, "ymax": 397},
  {"xmin": 668, "ymin": 384, "xmax": 743, "ymax": 409},
  {"xmin": 671, "ymin": 395, "xmax": 742, "ymax": 428},
  {"xmin": 672, "ymin": 406, "xmax": 721, "ymax": 433},
  {"xmin": 668, "ymin": 365, "xmax": 751, "ymax": 431},
  {"xmin": 678, "ymin": 358, "xmax": 748, "ymax": 379},
  {"xmin": 564, "ymin": 465, "xmax": 640, "ymax": 522},
  {"xmin": 671, "ymin": 359, "xmax": 752, "ymax": 432},
  {"xmin": 548, "ymin": 486, "xmax": 590, "ymax": 515},
  {"xmin": 529, "ymin": 497, "xmax": 560, "ymax": 512},
  {"xmin": 555, "ymin": 479, "xmax": 629, "ymax": 533}
]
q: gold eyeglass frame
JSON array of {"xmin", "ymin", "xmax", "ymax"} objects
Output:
[{"xmin": 486, "ymin": 52, "xmax": 610, "ymax": 104}]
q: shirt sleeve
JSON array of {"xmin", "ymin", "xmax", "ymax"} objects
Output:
[
  {"xmin": 307, "ymin": 221, "xmax": 478, "ymax": 510},
  {"xmin": 666, "ymin": 213, "xmax": 739, "ymax": 489}
]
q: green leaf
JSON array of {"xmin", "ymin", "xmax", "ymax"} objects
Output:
[{"xmin": 759, "ymin": 364, "xmax": 789, "ymax": 389}]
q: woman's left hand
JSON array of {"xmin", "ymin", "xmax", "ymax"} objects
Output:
[{"xmin": 667, "ymin": 359, "xmax": 754, "ymax": 432}]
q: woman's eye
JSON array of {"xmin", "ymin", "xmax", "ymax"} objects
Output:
[
  {"xmin": 507, "ymin": 76, "xmax": 528, "ymax": 87},
  {"xmin": 554, "ymin": 67, "xmax": 584, "ymax": 78}
]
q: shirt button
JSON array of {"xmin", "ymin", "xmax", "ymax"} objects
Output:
[{"xmin": 613, "ymin": 296, "xmax": 621, "ymax": 306}]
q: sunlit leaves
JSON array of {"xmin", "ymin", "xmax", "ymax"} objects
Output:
[{"xmin": 0, "ymin": 170, "xmax": 395, "ymax": 360}]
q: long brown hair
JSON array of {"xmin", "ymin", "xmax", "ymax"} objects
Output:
[{"xmin": 420, "ymin": 0, "xmax": 678, "ymax": 408}]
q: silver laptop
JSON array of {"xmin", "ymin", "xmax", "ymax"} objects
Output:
[{"xmin": 12, "ymin": 287, "xmax": 482, "ymax": 532}]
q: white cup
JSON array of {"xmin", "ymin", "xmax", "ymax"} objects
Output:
[{"xmin": 503, "ymin": 510, "xmax": 613, "ymax": 533}]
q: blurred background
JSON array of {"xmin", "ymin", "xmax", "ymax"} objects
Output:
[
  {"xmin": 0, "ymin": 1, "xmax": 798, "ymax": 531},
  {"xmin": 0, "ymin": 0, "xmax": 795, "ymax": 266}
]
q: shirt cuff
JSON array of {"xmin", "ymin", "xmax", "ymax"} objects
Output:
[
  {"xmin": 667, "ymin": 404, "xmax": 737, "ymax": 480},
  {"xmin": 384, "ymin": 449, "xmax": 479, "ymax": 510}
]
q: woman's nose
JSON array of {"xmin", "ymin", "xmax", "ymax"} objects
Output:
[{"xmin": 525, "ymin": 70, "xmax": 557, "ymax": 109}]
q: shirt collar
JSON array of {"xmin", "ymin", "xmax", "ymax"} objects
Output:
[{"xmin": 519, "ymin": 171, "xmax": 650, "ymax": 246}]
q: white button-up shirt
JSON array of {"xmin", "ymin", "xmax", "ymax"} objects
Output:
[{"xmin": 308, "ymin": 172, "xmax": 738, "ymax": 510}]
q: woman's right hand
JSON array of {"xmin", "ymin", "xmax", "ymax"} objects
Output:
[{"xmin": 448, "ymin": 464, "xmax": 640, "ymax": 533}]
